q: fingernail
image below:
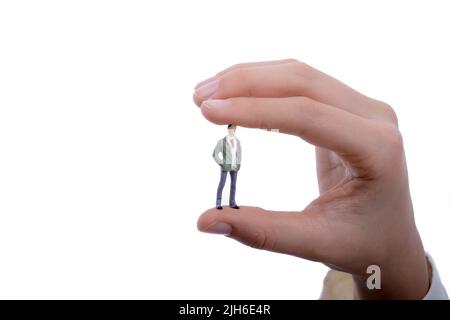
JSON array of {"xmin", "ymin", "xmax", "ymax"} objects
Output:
[
  {"xmin": 202, "ymin": 222, "xmax": 232, "ymax": 235},
  {"xmin": 194, "ymin": 79, "xmax": 219, "ymax": 99},
  {"xmin": 195, "ymin": 75, "xmax": 218, "ymax": 89},
  {"xmin": 202, "ymin": 99, "xmax": 231, "ymax": 109}
]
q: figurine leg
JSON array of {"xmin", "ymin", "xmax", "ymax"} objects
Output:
[
  {"xmin": 216, "ymin": 170, "xmax": 227, "ymax": 208},
  {"xmin": 229, "ymin": 170, "xmax": 239, "ymax": 208}
]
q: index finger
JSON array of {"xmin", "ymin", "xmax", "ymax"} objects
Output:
[{"xmin": 201, "ymin": 97, "xmax": 383, "ymax": 161}]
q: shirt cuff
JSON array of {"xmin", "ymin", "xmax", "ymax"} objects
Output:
[{"xmin": 423, "ymin": 253, "xmax": 448, "ymax": 300}]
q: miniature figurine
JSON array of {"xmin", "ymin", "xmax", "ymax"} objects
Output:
[{"xmin": 213, "ymin": 124, "xmax": 242, "ymax": 210}]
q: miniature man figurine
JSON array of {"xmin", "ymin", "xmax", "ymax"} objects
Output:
[{"xmin": 213, "ymin": 124, "xmax": 242, "ymax": 210}]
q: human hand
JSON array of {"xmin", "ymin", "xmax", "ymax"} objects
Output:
[{"xmin": 193, "ymin": 59, "xmax": 429, "ymax": 299}]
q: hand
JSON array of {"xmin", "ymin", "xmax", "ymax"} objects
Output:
[{"xmin": 193, "ymin": 59, "xmax": 429, "ymax": 299}]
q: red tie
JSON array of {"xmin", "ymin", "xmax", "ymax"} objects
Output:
[{"xmin": 231, "ymin": 139, "xmax": 234, "ymax": 148}]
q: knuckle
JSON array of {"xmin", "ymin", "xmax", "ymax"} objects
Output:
[
  {"xmin": 292, "ymin": 60, "xmax": 312, "ymax": 77},
  {"xmin": 285, "ymin": 58, "xmax": 300, "ymax": 64},
  {"xmin": 249, "ymin": 229, "xmax": 273, "ymax": 251},
  {"xmin": 373, "ymin": 124, "xmax": 405, "ymax": 170},
  {"xmin": 382, "ymin": 125, "xmax": 404, "ymax": 152},
  {"xmin": 379, "ymin": 102, "xmax": 399, "ymax": 126}
]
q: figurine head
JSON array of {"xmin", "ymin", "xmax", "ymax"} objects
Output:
[{"xmin": 227, "ymin": 124, "xmax": 236, "ymax": 136}]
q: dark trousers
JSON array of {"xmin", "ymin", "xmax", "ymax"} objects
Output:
[{"xmin": 216, "ymin": 170, "xmax": 238, "ymax": 207}]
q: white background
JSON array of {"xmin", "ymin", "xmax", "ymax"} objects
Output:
[{"xmin": 0, "ymin": 0, "xmax": 449, "ymax": 299}]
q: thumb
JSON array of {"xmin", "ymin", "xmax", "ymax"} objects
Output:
[{"xmin": 197, "ymin": 206, "xmax": 327, "ymax": 262}]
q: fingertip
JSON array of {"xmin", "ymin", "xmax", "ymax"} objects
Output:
[
  {"xmin": 200, "ymin": 101, "xmax": 218, "ymax": 124},
  {"xmin": 197, "ymin": 206, "xmax": 268, "ymax": 232},
  {"xmin": 195, "ymin": 75, "xmax": 219, "ymax": 90},
  {"xmin": 197, "ymin": 206, "xmax": 245, "ymax": 232},
  {"xmin": 197, "ymin": 208, "xmax": 219, "ymax": 231},
  {"xmin": 200, "ymin": 100, "xmax": 232, "ymax": 125},
  {"xmin": 197, "ymin": 208, "xmax": 236, "ymax": 235},
  {"xmin": 193, "ymin": 93, "xmax": 202, "ymax": 107}
]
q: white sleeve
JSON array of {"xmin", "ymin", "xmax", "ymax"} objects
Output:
[{"xmin": 423, "ymin": 253, "xmax": 448, "ymax": 300}]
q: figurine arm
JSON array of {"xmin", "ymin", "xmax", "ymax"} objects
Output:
[
  {"xmin": 237, "ymin": 141, "xmax": 242, "ymax": 164},
  {"xmin": 213, "ymin": 140, "xmax": 223, "ymax": 165}
]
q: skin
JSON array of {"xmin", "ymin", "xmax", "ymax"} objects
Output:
[{"xmin": 193, "ymin": 59, "xmax": 429, "ymax": 299}]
